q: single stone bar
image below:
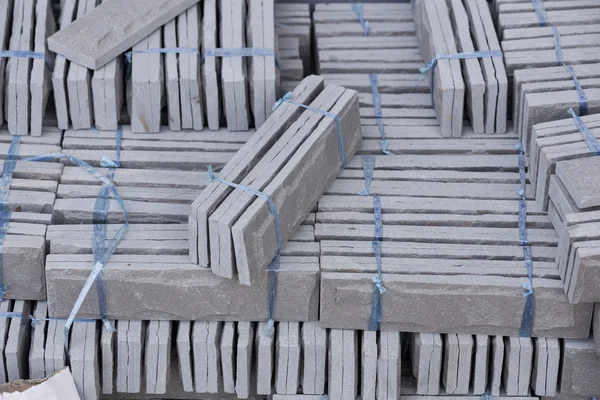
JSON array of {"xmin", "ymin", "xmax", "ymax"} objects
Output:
[
  {"xmin": 220, "ymin": 0, "xmax": 249, "ymax": 131},
  {"xmin": 256, "ymin": 321, "xmax": 274, "ymax": 395},
  {"xmin": 46, "ymin": 253, "xmax": 319, "ymax": 321},
  {"xmin": 101, "ymin": 323, "xmax": 115, "ymax": 394},
  {"xmin": 560, "ymin": 338, "xmax": 600, "ymax": 397},
  {"xmin": 361, "ymin": 331, "xmax": 377, "ymax": 400},
  {"xmin": 66, "ymin": 0, "xmax": 97, "ymax": 131}
]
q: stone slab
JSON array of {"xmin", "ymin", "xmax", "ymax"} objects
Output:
[
  {"xmin": 232, "ymin": 88, "xmax": 361, "ymax": 285},
  {"xmin": 320, "ymin": 272, "xmax": 592, "ymax": 338}
]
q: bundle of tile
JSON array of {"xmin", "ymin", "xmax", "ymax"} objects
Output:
[
  {"xmin": 412, "ymin": 0, "xmax": 507, "ymax": 136},
  {"xmin": 496, "ymin": 0, "xmax": 600, "ymax": 150},
  {"xmin": 6, "ymin": 300, "xmax": 600, "ymax": 399},
  {"xmin": 0, "ymin": 0, "xmax": 55, "ymax": 136},
  {"xmin": 189, "ymin": 75, "xmax": 362, "ymax": 286},
  {"xmin": 0, "ymin": 129, "xmax": 61, "ymax": 303},
  {"xmin": 48, "ymin": 0, "xmax": 301, "ymax": 133}
]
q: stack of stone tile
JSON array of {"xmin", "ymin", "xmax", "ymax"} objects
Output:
[
  {"xmin": 7, "ymin": 301, "xmax": 598, "ymax": 399},
  {"xmin": 547, "ymin": 156, "xmax": 600, "ymax": 304},
  {"xmin": 49, "ymin": 0, "xmax": 287, "ymax": 133},
  {"xmin": 412, "ymin": 0, "xmax": 507, "ymax": 136},
  {"xmin": 189, "ymin": 75, "xmax": 362, "ymax": 287},
  {"xmin": 0, "ymin": 0, "xmax": 55, "ymax": 136}
]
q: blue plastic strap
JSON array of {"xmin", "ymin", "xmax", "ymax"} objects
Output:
[
  {"xmin": 0, "ymin": 311, "xmax": 25, "ymax": 320},
  {"xmin": 207, "ymin": 165, "xmax": 281, "ymax": 337},
  {"xmin": 273, "ymin": 92, "xmax": 347, "ymax": 168},
  {"xmin": 568, "ymin": 108, "xmax": 600, "ymax": 155},
  {"xmin": 29, "ymin": 316, "xmax": 97, "ymax": 329},
  {"xmin": 530, "ymin": 0, "xmax": 548, "ymax": 26},
  {"xmin": 420, "ymin": 51, "xmax": 502, "ymax": 105},
  {"xmin": 358, "ymin": 155, "xmax": 376, "ymax": 196},
  {"xmin": 368, "ymin": 196, "xmax": 385, "ymax": 331},
  {"xmin": 126, "ymin": 48, "xmax": 199, "ymax": 64},
  {"xmin": 369, "ymin": 73, "xmax": 392, "ymax": 155},
  {"xmin": 516, "ymin": 143, "xmax": 535, "ymax": 337},
  {"xmin": 566, "ymin": 66, "xmax": 588, "ymax": 117},
  {"xmin": 552, "ymin": 27, "xmax": 564, "ymax": 65},
  {"xmin": 92, "ymin": 127, "xmax": 123, "ymax": 333},
  {"xmin": 23, "ymin": 153, "xmax": 129, "ymax": 353},
  {"xmin": 552, "ymin": 28, "xmax": 588, "ymax": 115},
  {"xmin": 204, "ymin": 48, "xmax": 281, "ymax": 70},
  {"xmin": 0, "ymin": 50, "xmax": 54, "ymax": 71},
  {"xmin": 351, "ymin": 3, "xmax": 369, "ymax": 36},
  {"xmin": 0, "ymin": 137, "xmax": 21, "ymax": 301}
]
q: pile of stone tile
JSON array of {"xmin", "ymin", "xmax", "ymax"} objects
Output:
[
  {"xmin": 4, "ymin": 0, "xmax": 600, "ymax": 399},
  {"xmin": 0, "ymin": 301, "xmax": 587, "ymax": 399},
  {"xmin": 0, "ymin": 128, "xmax": 61, "ymax": 301},
  {"xmin": 49, "ymin": 0, "xmax": 305, "ymax": 133},
  {"xmin": 0, "ymin": 0, "xmax": 55, "ymax": 136}
]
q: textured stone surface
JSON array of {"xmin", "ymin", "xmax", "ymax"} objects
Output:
[
  {"xmin": 556, "ymin": 156, "xmax": 600, "ymax": 209},
  {"xmin": 560, "ymin": 338, "xmax": 600, "ymax": 397}
]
